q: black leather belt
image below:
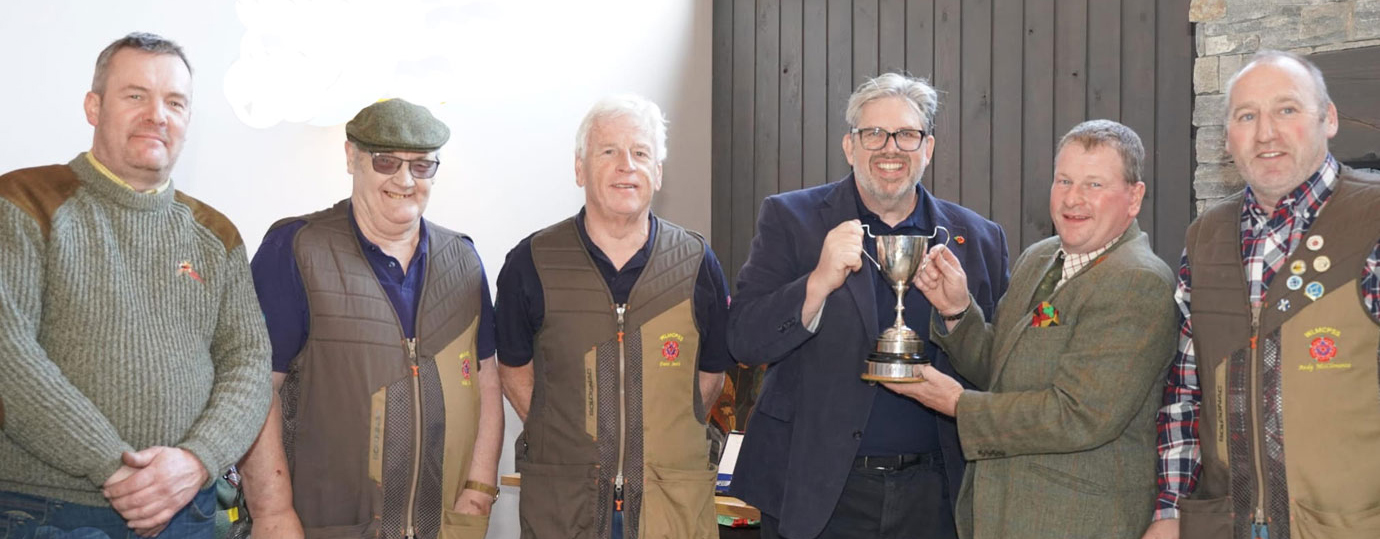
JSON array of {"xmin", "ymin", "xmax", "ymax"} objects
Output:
[{"xmin": 852, "ymin": 452, "xmax": 941, "ymax": 471}]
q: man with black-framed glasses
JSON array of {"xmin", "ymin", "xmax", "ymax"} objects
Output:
[
  {"xmin": 239, "ymin": 98, "xmax": 503, "ymax": 539},
  {"xmin": 729, "ymin": 73, "xmax": 1010, "ymax": 539}
]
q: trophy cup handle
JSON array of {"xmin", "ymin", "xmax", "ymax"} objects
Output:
[
  {"xmin": 931, "ymin": 225, "xmax": 951, "ymax": 247},
  {"xmin": 858, "ymin": 224, "xmax": 882, "ymax": 270}
]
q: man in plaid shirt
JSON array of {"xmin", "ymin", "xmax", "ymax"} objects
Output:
[{"xmin": 1143, "ymin": 50, "xmax": 1380, "ymax": 539}]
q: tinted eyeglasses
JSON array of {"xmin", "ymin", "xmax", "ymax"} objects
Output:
[
  {"xmin": 850, "ymin": 127, "xmax": 928, "ymax": 152},
  {"xmin": 369, "ymin": 152, "xmax": 441, "ymax": 179}
]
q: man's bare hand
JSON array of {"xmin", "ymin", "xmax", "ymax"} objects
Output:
[
  {"xmin": 453, "ymin": 488, "xmax": 495, "ymax": 516},
  {"xmin": 914, "ymin": 244, "xmax": 970, "ymax": 318},
  {"xmin": 809, "ymin": 220, "xmax": 866, "ymax": 296},
  {"xmin": 103, "ymin": 446, "xmax": 209, "ymax": 533},
  {"xmin": 1141, "ymin": 518, "xmax": 1179, "ymax": 539},
  {"xmin": 882, "ymin": 365, "xmax": 963, "ymax": 417}
]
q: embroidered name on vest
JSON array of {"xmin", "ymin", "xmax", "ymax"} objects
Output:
[{"xmin": 1300, "ymin": 326, "xmax": 1351, "ymax": 372}]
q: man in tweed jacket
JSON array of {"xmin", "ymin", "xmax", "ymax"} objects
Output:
[{"xmin": 890, "ymin": 120, "xmax": 1178, "ymax": 539}]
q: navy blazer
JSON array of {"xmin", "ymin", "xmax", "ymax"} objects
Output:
[{"xmin": 727, "ymin": 175, "xmax": 1009, "ymax": 539}]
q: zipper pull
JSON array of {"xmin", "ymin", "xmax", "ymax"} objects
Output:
[
  {"xmin": 615, "ymin": 304, "xmax": 627, "ymax": 343},
  {"xmin": 1253, "ymin": 508, "xmax": 1268, "ymax": 539},
  {"xmin": 614, "ymin": 473, "xmax": 625, "ymax": 511},
  {"xmin": 405, "ymin": 338, "xmax": 418, "ymax": 361}
]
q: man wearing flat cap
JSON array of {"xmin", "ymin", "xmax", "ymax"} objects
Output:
[{"xmin": 239, "ymin": 98, "xmax": 503, "ymax": 539}]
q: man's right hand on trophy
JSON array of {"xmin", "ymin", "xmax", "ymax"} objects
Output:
[
  {"xmin": 809, "ymin": 219, "xmax": 865, "ymax": 295},
  {"xmin": 915, "ymin": 244, "xmax": 970, "ymax": 317}
]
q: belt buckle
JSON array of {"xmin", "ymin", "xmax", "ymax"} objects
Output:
[{"xmin": 862, "ymin": 455, "xmax": 901, "ymax": 471}]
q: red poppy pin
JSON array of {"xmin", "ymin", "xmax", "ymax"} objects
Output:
[{"xmin": 177, "ymin": 261, "xmax": 204, "ymax": 283}]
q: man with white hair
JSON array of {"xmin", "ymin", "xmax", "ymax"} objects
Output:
[
  {"xmin": 1144, "ymin": 49, "xmax": 1380, "ymax": 539},
  {"xmin": 496, "ymin": 95, "xmax": 732, "ymax": 539}
]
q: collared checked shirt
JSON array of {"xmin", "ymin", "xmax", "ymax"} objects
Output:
[
  {"xmin": 1154, "ymin": 155, "xmax": 1380, "ymax": 519},
  {"xmin": 1056, "ymin": 237, "xmax": 1118, "ymax": 290}
]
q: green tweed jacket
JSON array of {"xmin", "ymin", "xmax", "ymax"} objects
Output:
[{"xmin": 932, "ymin": 221, "xmax": 1177, "ymax": 539}]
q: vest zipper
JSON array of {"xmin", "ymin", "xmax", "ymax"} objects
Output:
[
  {"xmin": 613, "ymin": 303, "xmax": 628, "ymax": 515},
  {"xmin": 1248, "ymin": 306, "xmax": 1268, "ymax": 538},
  {"xmin": 405, "ymin": 337, "xmax": 423, "ymax": 539}
]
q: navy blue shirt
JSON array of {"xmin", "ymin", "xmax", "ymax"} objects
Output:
[
  {"xmin": 856, "ymin": 188, "xmax": 942, "ymax": 457},
  {"xmin": 251, "ymin": 208, "xmax": 497, "ymax": 372},
  {"xmin": 495, "ymin": 210, "xmax": 735, "ymax": 373}
]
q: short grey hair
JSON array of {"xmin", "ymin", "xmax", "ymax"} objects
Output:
[
  {"xmin": 845, "ymin": 73, "xmax": 939, "ymax": 133},
  {"xmin": 1055, "ymin": 119, "xmax": 1145, "ymax": 186},
  {"xmin": 1223, "ymin": 49, "xmax": 1332, "ymax": 122},
  {"xmin": 92, "ymin": 32, "xmax": 192, "ymax": 95},
  {"xmin": 574, "ymin": 94, "xmax": 669, "ymax": 162}
]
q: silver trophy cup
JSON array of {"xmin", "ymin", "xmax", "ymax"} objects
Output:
[{"xmin": 860, "ymin": 225, "xmax": 949, "ymax": 382}]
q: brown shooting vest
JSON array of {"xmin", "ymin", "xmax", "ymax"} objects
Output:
[
  {"xmin": 1180, "ymin": 168, "xmax": 1380, "ymax": 539},
  {"xmin": 277, "ymin": 200, "xmax": 486, "ymax": 539},
  {"xmin": 516, "ymin": 216, "xmax": 718, "ymax": 539}
]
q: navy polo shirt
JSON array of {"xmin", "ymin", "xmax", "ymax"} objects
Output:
[
  {"xmin": 495, "ymin": 210, "xmax": 735, "ymax": 373},
  {"xmin": 856, "ymin": 187, "xmax": 942, "ymax": 457},
  {"xmin": 251, "ymin": 208, "xmax": 497, "ymax": 372}
]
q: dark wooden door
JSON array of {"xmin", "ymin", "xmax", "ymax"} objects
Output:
[{"xmin": 712, "ymin": 0, "xmax": 1195, "ymax": 288}]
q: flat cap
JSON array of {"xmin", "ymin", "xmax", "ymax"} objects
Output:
[{"xmin": 345, "ymin": 98, "xmax": 450, "ymax": 152}]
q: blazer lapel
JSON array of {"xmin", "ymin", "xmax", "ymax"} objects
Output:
[
  {"xmin": 991, "ymin": 248, "xmax": 1061, "ymax": 379},
  {"xmin": 820, "ymin": 175, "xmax": 880, "ymax": 339}
]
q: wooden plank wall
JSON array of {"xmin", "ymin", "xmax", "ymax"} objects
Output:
[{"xmin": 711, "ymin": 0, "xmax": 1194, "ymax": 289}]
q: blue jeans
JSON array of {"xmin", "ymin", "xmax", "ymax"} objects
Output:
[{"xmin": 0, "ymin": 487, "xmax": 215, "ymax": 539}]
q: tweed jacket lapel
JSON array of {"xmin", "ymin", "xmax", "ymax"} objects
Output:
[{"xmin": 989, "ymin": 220, "xmax": 1146, "ymax": 383}]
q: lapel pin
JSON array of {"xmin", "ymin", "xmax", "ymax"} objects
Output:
[
  {"xmin": 1286, "ymin": 275, "xmax": 1303, "ymax": 290},
  {"xmin": 1313, "ymin": 255, "xmax": 1331, "ymax": 273},
  {"xmin": 1306, "ymin": 235, "xmax": 1324, "ymax": 251},
  {"xmin": 1276, "ymin": 298, "xmax": 1290, "ymax": 312},
  {"xmin": 1304, "ymin": 281, "xmax": 1325, "ymax": 301},
  {"xmin": 1290, "ymin": 260, "xmax": 1307, "ymax": 275}
]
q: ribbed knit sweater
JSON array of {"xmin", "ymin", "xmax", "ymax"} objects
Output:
[{"xmin": 0, "ymin": 154, "xmax": 271, "ymax": 506}]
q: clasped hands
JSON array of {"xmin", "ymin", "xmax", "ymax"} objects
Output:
[{"xmin": 103, "ymin": 446, "xmax": 209, "ymax": 538}]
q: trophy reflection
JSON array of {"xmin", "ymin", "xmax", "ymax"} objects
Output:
[{"xmin": 860, "ymin": 226, "xmax": 949, "ymax": 383}]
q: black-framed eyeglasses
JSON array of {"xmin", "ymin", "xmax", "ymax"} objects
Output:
[
  {"xmin": 850, "ymin": 127, "xmax": 928, "ymax": 151},
  {"xmin": 370, "ymin": 152, "xmax": 441, "ymax": 180}
]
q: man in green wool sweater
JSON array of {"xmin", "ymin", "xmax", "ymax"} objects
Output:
[{"xmin": 0, "ymin": 32, "xmax": 271, "ymax": 538}]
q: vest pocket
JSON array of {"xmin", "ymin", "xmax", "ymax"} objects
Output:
[
  {"xmin": 641, "ymin": 463, "xmax": 718, "ymax": 539},
  {"xmin": 1178, "ymin": 496, "xmax": 1234, "ymax": 538},
  {"xmin": 1292, "ymin": 498, "xmax": 1380, "ymax": 538},
  {"xmin": 516, "ymin": 460, "xmax": 598, "ymax": 539},
  {"xmin": 440, "ymin": 508, "xmax": 490, "ymax": 539}
]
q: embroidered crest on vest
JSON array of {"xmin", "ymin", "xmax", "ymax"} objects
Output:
[
  {"xmin": 461, "ymin": 351, "xmax": 473, "ymax": 386},
  {"xmin": 1300, "ymin": 326, "xmax": 1352, "ymax": 372},
  {"xmin": 659, "ymin": 332, "xmax": 684, "ymax": 367}
]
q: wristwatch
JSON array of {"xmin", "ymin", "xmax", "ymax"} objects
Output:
[{"xmin": 941, "ymin": 304, "xmax": 969, "ymax": 322}]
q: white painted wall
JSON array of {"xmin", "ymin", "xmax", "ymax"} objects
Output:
[{"xmin": 0, "ymin": 1, "xmax": 711, "ymax": 536}]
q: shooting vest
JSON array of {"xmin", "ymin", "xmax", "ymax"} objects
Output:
[
  {"xmin": 278, "ymin": 200, "xmax": 487, "ymax": 539},
  {"xmin": 516, "ymin": 216, "xmax": 718, "ymax": 539},
  {"xmin": 1180, "ymin": 168, "xmax": 1380, "ymax": 539}
]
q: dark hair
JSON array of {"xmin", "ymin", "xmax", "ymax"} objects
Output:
[{"xmin": 91, "ymin": 32, "xmax": 192, "ymax": 95}]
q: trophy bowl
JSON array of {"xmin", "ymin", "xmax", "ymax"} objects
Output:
[{"xmin": 860, "ymin": 226, "xmax": 948, "ymax": 383}]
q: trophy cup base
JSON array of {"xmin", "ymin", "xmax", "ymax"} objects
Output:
[{"xmin": 860, "ymin": 353, "xmax": 930, "ymax": 383}]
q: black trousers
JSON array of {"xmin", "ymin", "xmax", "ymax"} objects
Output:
[{"xmin": 760, "ymin": 456, "xmax": 957, "ymax": 539}]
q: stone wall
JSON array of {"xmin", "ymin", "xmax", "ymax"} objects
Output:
[{"xmin": 1190, "ymin": 0, "xmax": 1380, "ymax": 211}]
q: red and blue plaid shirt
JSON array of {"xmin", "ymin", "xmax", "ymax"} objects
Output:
[{"xmin": 1154, "ymin": 156, "xmax": 1380, "ymax": 520}]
